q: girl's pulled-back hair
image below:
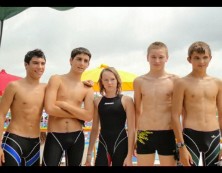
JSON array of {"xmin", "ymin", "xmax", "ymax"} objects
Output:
[{"xmin": 98, "ymin": 67, "xmax": 122, "ymax": 96}]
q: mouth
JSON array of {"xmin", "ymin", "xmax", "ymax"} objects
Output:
[
  {"xmin": 35, "ymin": 70, "xmax": 44, "ymax": 75},
  {"xmin": 78, "ymin": 67, "xmax": 84, "ymax": 70}
]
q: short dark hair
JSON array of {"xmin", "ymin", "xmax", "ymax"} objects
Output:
[
  {"xmin": 24, "ymin": 49, "xmax": 46, "ymax": 64},
  {"xmin": 71, "ymin": 47, "xmax": 91, "ymax": 60}
]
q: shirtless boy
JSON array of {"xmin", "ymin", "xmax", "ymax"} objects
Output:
[
  {"xmin": 0, "ymin": 49, "xmax": 46, "ymax": 166},
  {"xmin": 42, "ymin": 47, "xmax": 94, "ymax": 166},
  {"xmin": 172, "ymin": 41, "xmax": 222, "ymax": 166},
  {"xmin": 133, "ymin": 41, "xmax": 178, "ymax": 166}
]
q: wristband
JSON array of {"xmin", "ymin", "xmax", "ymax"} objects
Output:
[{"xmin": 176, "ymin": 142, "xmax": 185, "ymax": 148}]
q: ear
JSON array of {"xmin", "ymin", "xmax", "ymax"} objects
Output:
[
  {"xmin": 187, "ymin": 56, "xmax": 191, "ymax": 63},
  {"xmin": 86, "ymin": 62, "xmax": 90, "ymax": 68},
  {"xmin": 147, "ymin": 55, "xmax": 149, "ymax": 62},
  {"xmin": 69, "ymin": 57, "xmax": 73, "ymax": 65},
  {"xmin": 24, "ymin": 62, "xmax": 28, "ymax": 69}
]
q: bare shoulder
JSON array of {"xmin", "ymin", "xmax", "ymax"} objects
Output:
[
  {"xmin": 211, "ymin": 76, "xmax": 222, "ymax": 81},
  {"xmin": 40, "ymin": 82, "xmax": 47, "ymax": 89},
  {"xmin": 122, "ymin": 95, "xmax": 133, "ymax": 102},
  {"xmin": 210, "ymin": 76, "xmax": 222, "ymax": 85},
  {"xmin": 85, "ymin": 86, "xmax": 94, "ymax": 95},
  {"xmin": 9, "ymin": 78, "xmax": 29, "ymax": 90},
  {"xmin": 133, "ymin": 74, "xmax": 146, "ymax": 84},
  {"xmin": 81, "ymin": 80, "xmax": 94, "ymax": 95},
  {"xmin": 48, "ymin": 74, "xmax": 63, "ymax": 86},
  {"xmin": 49, "ymin": 74, "xmax": 61, "ymax": 81},
  {"xmin": 168, "ymin": 73, "xmax": 180, "ymax": 80},
  {"xmin": 94, "ymin": 96, "xmax": 102, "ymax": 106},
  {"xmin": 4, "ymin": 79, "xmax": 21, "ymax": 93},
  {"xmin": 173, "ymin": 76, "xmax": 188, "ymax": 87},
  {"xmin": 121, "ymin": 95, "xmax": 134, "ymax": 110}
]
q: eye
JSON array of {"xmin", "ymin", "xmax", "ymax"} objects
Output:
[
  {"xmin": 103, "ymin": 79, "xmax": 108, "ymax": 82},
  {"xmin": 84, "ymin": 59, "xmax": 89, "ymax": 63}
]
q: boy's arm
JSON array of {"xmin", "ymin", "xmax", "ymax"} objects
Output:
[
  {"xmin": 0, "ymin": 83, "xmax": 17, "ymax": 138},
  {"xmin": 56, "ymin": 88, "xmax": 94, "ymax": 122},
  {"xmin": 171, "ymin": 79, "xmax": 184, "ymax": 143},
  {"xmin": 0, "ymin": 83, "xmax": 17, "ymax": 164},
  {"xmin": 217, "ymin": 80, "xmax": 222, "ymax": 135},
  {"xmin": 133, "ymin": 77, "xmax": 142, "ymax": 150},
  {"xmin": 171, "ymin": 79, "xmax": 192, "ymax": 166},
  {"xmin": 44, "ymin": 75, "xmax": 74, "ymax": 118},
  {"xmin": 85, "ymin": 99, "xmax": 100, "ymax": 166},
  {"xmin": 216, "ymin": 79, "xmax": 222, "ymax": 160},
  {"xmin": 217, "ymin": 80, "xmax": 222, "ymax": 132},
  {"xmin": 124, "ymin": 96, "xmax": 135, "ymax": 166},
  {"xmin": 133, "ymin": 77, "xmax": 142, "ymax": 132}
]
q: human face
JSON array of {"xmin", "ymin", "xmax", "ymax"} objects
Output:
[
  {"xmin": 101, "ymin": 71, "xmax": 117, "ymax": 92},
  {"xmin": 70, "ymin": 53, "xmax": 90, "ymax": 73},
  {"xmin": 147, "ymin": 48, "xmax": 168, "ymax": 70},
  {"xmin": 188, "ymin": 51, "xmax": 211, "ymax": 71},
  {"xmin": 25, "ymin": 57, "xmax": 46, "ymax": 79}
]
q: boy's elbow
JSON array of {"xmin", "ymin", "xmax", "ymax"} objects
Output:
[
  {"xmin": 135, "ymin": 110, "xmax": 141, "ymax": 117},
  {"xmin": 86, "ymin": 116, "xmax": 93, "ymax": 122},
  {"xmin": 45, "ymin": 106, "xmax": 54, "ymax": 115},
  {"xmin": 85, "ymin": 114, "xmax": 93, "ymax": 122}
]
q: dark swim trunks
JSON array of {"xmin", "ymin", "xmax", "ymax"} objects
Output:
[
  {"xmin": 42, "ymin": 130, "xmax": 84, "ymax": 166},
  {"xmin": 183, "ymin": 128, "xmax": 220, "ymax": 166},
  {"xmin": 137, "ymin": 130, "xmax": 176, "ymax": 156},
  {"xmin": 2, "ymin": 132, "xmax": 40, "ymax": 166}
]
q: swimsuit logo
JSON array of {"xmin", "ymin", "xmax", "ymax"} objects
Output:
[
  {"xmin": 211, "ymin": 135, "xmax": 216, "ymax": 138},
  {"xmin": 137, "ymin": 130, "xmax": 153, "ymax": 144},
  {"xmin": 104, "ymin": 102, "xmax": 114, "ymax": 105}
]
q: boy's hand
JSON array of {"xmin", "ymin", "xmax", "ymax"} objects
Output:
[
  {"xmin": 83, "ymin": 80, "xmax": 94, "ymax": 87},
  {"xmin": 0, "ymin": 148, "xmax": 5, "ymax": 166}
]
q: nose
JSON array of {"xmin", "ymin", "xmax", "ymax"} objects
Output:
[
  {"xmin": 155, "ymin": 58, "xmax": 160, "ymax": 63},
  {"xmin": 80, "ymin": 60, "xmax": 86, "ymax": 66},
  {"xmin": 199, "ymin": 58, "xmax": 205, "ymax": 64},
  {"xmin": 38, "ymin": 63, "xmax": 45, "ymax": 68}
]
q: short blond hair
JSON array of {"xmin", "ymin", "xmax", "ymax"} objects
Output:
[{"xmin": 147, "ymin": 41, "xmax": 168, "ymax": 57}]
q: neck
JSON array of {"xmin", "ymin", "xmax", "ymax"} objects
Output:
[
  {"xmin": 67, "ymin": 71, "xmax": 82, "ymax": 81},
  {"xmin": 104, "ymin": 91, "xmax": 117, "ymax": 98},
  {"xmin": 25, "ymin": 76, "xmax": 40, "ymax": 84},
  {"xmin": 147, "ymin": 70, "xmax": 167, "ymax": 78},
  {"xmin": 190, "ymin": 71, "xmax": 207, "ymax": 79}
]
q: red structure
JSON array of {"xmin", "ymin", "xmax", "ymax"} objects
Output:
[{"xmin": 0, "ymin": 69, "xmax": 22, "ymax": 96}]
